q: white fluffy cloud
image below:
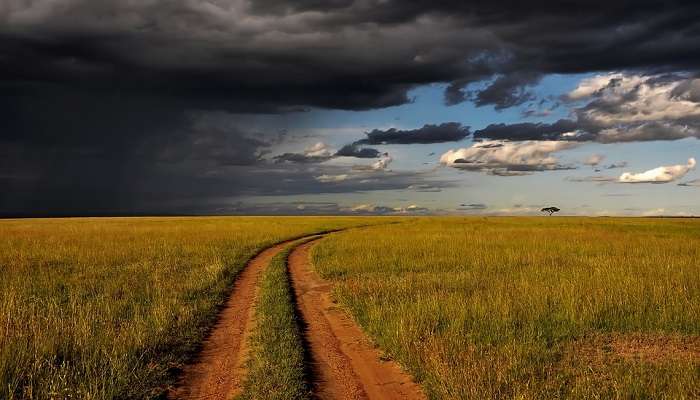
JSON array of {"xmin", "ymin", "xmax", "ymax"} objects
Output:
[
  {"xmin": 440, "ymin": 140, "xmax": 578, "ymax": 175},
  {"xmin": 567, "ymin": 74, "xmax": 636, "ymax": 100},
  {"xmin": 569, "ymin": 74, "xmax": 700, "ymax": 124},
  {"xmin": 304, "ymin": 142, "xmax": 333, "ymax": 158},
  {"xmin": 476, "ymin": 73, "xmax": 700, "ymax": 144},
  {"xmin": 618, "ymin": 158, "xmax": 696, "ymax": 183},
  {"xmin": 568, "ymin": 74, "xmax": 700, "ymax": 142},
  {"xmin": 371, "ymin": 154, "xmax": 393, "ymax": 170}
]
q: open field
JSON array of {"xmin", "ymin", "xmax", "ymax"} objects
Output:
[
  {"xmin": 2, "ymin": 216, "xmax": 700, "ymax": 399},
  {"xmin": 0, "ymin": 217, "xmax": 380, "ymax": 399},
  {"xmin": 313, "ymin": 217, "xmax": 700, "ymax": 399}
]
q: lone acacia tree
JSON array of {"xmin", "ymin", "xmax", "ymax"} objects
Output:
[{"xmin": 541, "ymin": 206, "xmax": 560, "ymax": 216}]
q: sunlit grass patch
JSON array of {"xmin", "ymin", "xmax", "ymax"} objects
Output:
[{"xmin": 313, "ymin": 217, "xmax": 700, "ymax": 399}]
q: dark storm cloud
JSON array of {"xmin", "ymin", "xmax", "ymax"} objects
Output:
[
  {"xmin": 3, "ymin": 0, "xmax": 700, "ymax": 114},
  {"xmin": 0, "ymin": 109, "xmax": 276, "ymax": 215},
  {"xmin": 474, "ymin": 119, "xmax": 581, "ymax": 141},
  {"xmin": 3, "ymin": 0, "xmax": 700, "ymax": 214},
  {"xmin": 469, "ymin": 72, "xmax": 542, "ymax": 110},
  {"xmin": 1, "ymin": 154, "xmax": 454, "ymax": 216},
  {"xmin": 335, "ymin": 145, "xmax": 383, "ymax": 159},
  {"xmin": 355, "ymin": 123, "xmax": 470, "ymax": 145},
  {"xmin": 157, "ymin": 112, "xmax": 272, "ymax": 166}
]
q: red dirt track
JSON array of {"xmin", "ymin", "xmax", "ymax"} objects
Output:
[
  {"xmin": 169, "ymin": 234, "xmax": 425, "ymax": 400},
  {"xmin": 168, "ymin": 240, "xmax": 290, "ymax": 400},
  {"xmin": 288, "ymin": 240, "xmax": 426, "ymax": 400}
]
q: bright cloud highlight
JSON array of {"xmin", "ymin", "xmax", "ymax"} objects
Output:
[
  {"xmin": 440, "ymin": 140, "xmax": 578, "ymax": 175},
  {"xmin": 618, "ymin": 158, "xmax": 696, "ymax": 183}
]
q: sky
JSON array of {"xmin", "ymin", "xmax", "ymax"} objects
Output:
[{"xmin": 2, "ymin": 0, "xmax": 700, "ymax": 216}]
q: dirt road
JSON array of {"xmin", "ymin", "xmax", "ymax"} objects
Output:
[
  {"xmin": 169, "ymin": 234, "xmax": 425, "ymax": 400},
  {"xmin": 168, "ymin": 240, "xmax": 292, "ymax": 400},
  {"xmin": 288, "ymin": 240, "xmax": 426, "ymax": 400}
]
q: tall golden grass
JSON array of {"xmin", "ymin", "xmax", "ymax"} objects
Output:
[
  {"xmin": 0, "ymin": 217, "xmax": 376, "ymax": 399},
  {"xmin": 313, "ymin": 217, "xmax": 700, "ymax": 399}
]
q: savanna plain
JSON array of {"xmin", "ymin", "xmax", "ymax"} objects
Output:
[{"xmin": 1, "ymin": 216, "xmax": 699, "ymax": 399}]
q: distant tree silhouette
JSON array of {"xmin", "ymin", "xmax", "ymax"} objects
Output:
[{"xmin": 541, "ymin": 206, "xmax": 560, "ymax": 216}]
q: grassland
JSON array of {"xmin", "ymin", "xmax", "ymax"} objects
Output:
[
  {"xmin": 0, "ymin": 217, "xmax": 379, "ymax": 400},
  {"xmin": 4, "ymin": 216, "xmax": 699, "ymax": 399},
  {"xmin": 313, "ymin": 217, "xmax": 700, "ymax": 399}
]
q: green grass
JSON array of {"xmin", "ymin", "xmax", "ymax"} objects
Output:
[
  {"xmin": 313, "ymin": 217, "xmax": 700, "ymax": 399},
  {"xmin": 238, "ymin": 238, "xmax": 316, "ymax": 400},
  {"xmin": 0, "ymin": 217, "xmax": 383, "ymax": 400}
]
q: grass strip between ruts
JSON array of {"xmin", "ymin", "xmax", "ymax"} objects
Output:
[{"xmin": 237, "ymin": 237, "xmax": 319, "ymax": 400}]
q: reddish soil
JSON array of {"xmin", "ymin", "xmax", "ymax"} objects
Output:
[
  {"xmin": 168, "ymin": 240, "xmax": 292, "ymax": 400},
  {"xmin": 288, "ymin": 240, "xmax": 426, "ymax": 400}
]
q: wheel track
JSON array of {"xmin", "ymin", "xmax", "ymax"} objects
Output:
[
  {"xmin": 288, "ymin": 238, "xmax": 426, "ymax": 400},
  {"xmin": 168, "ymin": 238, "xmax": 301, "ymax": 400}
]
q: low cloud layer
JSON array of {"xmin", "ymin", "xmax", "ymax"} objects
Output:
[
  {"xmin": 457, "ymin": 203, "xmax": 488, "ymax": 211},
  {"xmin": 274, "ymin": 141, "xmax": 386, "ymax": 165},
  {"xmin": 274, "ymin": 142, "xmax": 335, "ymax": 163},
  {"xmin": 440, "ymin": 140, "xmax": 578, "ymax": 175},
  {"xmin": 219, "ymin": 201, "xmax": 343, "ymax": 215},
  {"xmin": 350, "ymin": 204, "xmax": 429, "ymax": 214}
]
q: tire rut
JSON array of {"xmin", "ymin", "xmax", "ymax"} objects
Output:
[
  {"xmin": 168, "ymin": 238, "xmax": 300, "ymax": 400},
  {"xmin": 288, "ymin": 239, "xmax": 426, "ymax": 400}
]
